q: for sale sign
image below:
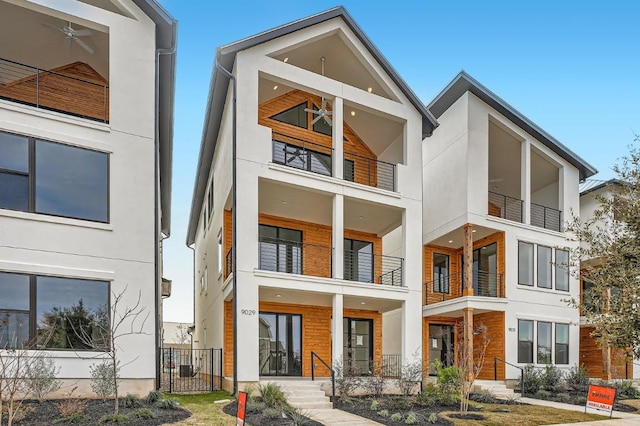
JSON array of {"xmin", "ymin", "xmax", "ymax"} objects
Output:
[
  {"xmin": 236, "ymin": 391, "xmax": 247, "ymax": 426},
  {"xmin": 585, "ymin": 384, "xmax": 616, "ymax": 417}
]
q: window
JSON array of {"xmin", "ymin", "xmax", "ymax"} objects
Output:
[
  {"xmin": 217, "ymin": 230, "xmax": 223, "ymax": 275},
  {"xmin": 344, "ymin": 159, "xmax": 355, "ymax": 182},
  {"xmin": 518, "ymin": 242, "xmax": 534, "ymax": 286},
  {"xmin": 0, "ymin": 271, "xmax": 109, "ymax": 350},
  {"xmin": 460, "ymin": 242, "xmax": 498, "ymax": 296},
  {"xmin": 0, "ymin": 131, "xmax": 109, "ymax": 222},
  {"xmin": 200, "ymin": 268, "xmax": 208, "ymax": 293},
  {"xmin": 207, "ymin": 177, "xmax": 214, "ymax": 222},
  {"xmin": 518, "ymin": 319, "xmax": 534, "ymax": 363},
  {"xmin": 537, "ymin": 322, "xmax": 552, "ymax": 364},
  {"xmin": 271, "ymin": 103, "xmax": 308, "ymax": 129},
  {"xmin": 537, "ymin": 246, "xmax": 553, "ymax": 289},
  {"xmin": 555, "ymin": 323, "xmax": 569, "ymax": 364},
  {"xmin": 311, "ymin": 103, "xmax": 332, "ymax": 136},
  {"xmin": 258, "ymin": 225, "xmax": 302, "ymax": 273},
  {"xmin": 555, "ymin": 249, "xmax": 569, "ymax": 291},
  {"xmin": 344, "ymin": 239, "xmax": 373, "ymax": 283},
  {"xmin": 433, "ymin": 253, "xmax": 450, "ymax": 293}
]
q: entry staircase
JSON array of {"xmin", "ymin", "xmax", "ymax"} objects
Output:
[
  {"xmin": 259, "ymin": 379, "xmax": 333, "ymax": 410},
  {"xmin": 473, "ymin": 380, "xmax": 521, "ymax": 399}
]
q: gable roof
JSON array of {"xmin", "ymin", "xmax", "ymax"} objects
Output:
[
  {"xmin": 186, "ymin": 6, "xmax": 437, "ymax": 245},
  {"xmin": 428, "ymin": 71, "xmax": 597, "ymax": 181}
]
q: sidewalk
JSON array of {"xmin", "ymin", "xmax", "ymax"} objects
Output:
[
  {"xmin": 307, "ymin": 408, "xmax": 384, "ymax": 426},
  {"xmin": 518, "ymin": 397, "xmax": 640, "ymax": 425}
]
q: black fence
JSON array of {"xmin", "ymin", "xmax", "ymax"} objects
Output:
[
  {"xmin": 531, "ymin": 202, "xmax": 562, "ymax": 232},
  {"xmin": 160, "ymin": 347, "xmax": 222, "ymax": 393},
  {"xmin": 488, "ymin": 191, "xmax": 523, "ymax": 223}
]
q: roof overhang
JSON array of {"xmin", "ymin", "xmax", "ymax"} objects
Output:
[
  {"xmin": 186, "ymin": 6, "xmax": 437, "ymax": 245},
  {"xmin": 428, "ymin": 71, "xmax": 598, "ymax": 182}
]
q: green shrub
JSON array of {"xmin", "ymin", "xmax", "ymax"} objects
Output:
[
  {"xmin": 120, "ymin": 394, "xmax": 141, "ymax": 409},
  {"xmin": 259, "ymin": 382, "xmax": 288, "ymax": 409},
  {"xmin": 565, "ymin": 365, "xmax": 590, "ymax": 392},
  {"xmin": 388, "ymin": 396, "xmax": 410, "ymax": 411},
  {"xmin": 246, "ymin": 399, "xmax": 266, "ymax": 413},
  {"xmin": 378, "ymin": 409, "xmax": 389, "ymax": 417},
  {"xmin": 391, "ymin": 412, "xmax": 403, "ymax": 421},
  {"xmin": 53, "ymin": 413, "xmax": 87, "ymax": 424},
  {"xmin": 145, "ymin": 390, "xmax": 164, "ymax": 404},
  {"xmin": 541, "ymin": 365, "xmax": 565, "ymax": 392},
  {"xmin": 415, "ymin": 382, "xmax": 458, "ymax": 407},
  {"xmin": 435, "ymin": 364, "xmax": 461, "ymax": 393},
  {"xmin": 615, "ymin": 380, "xmax": 639, "ymax": 399},
  {"xmin": 557, "ymin": 393, "xmax": 571, "ymax": 403},
  {"xmin": 535, "ymin": 389, "xmax": 551, "ymax": 400},
  {"xmin": 126, "ymin": 408, "xmax": 156, "ymax": 420},
  {"xmin": 519, "ymin": 365, "xmax": 542, "ymax": 395},
  {"xmin": 576, "ymin": 396, "xmax": 587, "ymax": 405},
  {"xmin": 155, "ymin": 398, "xmax": 180, "ymax": 410},
  {"xmin": 98, "ymin": 413, "xmax": 128, "ymax": 423},
  {"xmin": 263, "ymin": 407, "xmax": 281, "ymax": 419},
  {"xmin": 470, "ymin": 389, "xmax": 496, "ymax": 403},
  {"xmin": 427, "ymin": 412, "xmax": 438, "ymax": 424},
  {"xmin": 286, "ymin": 406, "xmax": 311, "ymax": 426},
  {"xmin": 370, "ymin": 400, "xmax": 379, "ymax": 411},
  {"xmin": 405, "ymin": 412, "xmax": 417, "ymax": 424}
]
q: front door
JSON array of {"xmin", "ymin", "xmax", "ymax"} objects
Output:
[
  {"xmin": 428, "ymin": 324, "xmax": 455, "ymax": 375},
  {"xmin": 343, "ymin": 318, "xmax": 373, "ymax": 375},
  {"xmin": 258, "ymin": 313, "xmax": 302, "ymax": 376}
]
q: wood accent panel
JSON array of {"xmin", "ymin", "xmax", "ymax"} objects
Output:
[
  {"xmin": 579, "ymin": 326, "xmax": 632, "ymax": 379},
  {"xmin": 0, "ymin": 61, "xmax": 109, "ymax": 121},
  {"xmin": 223, "ymin": 300, "xmax": 382, "ymax": 378},
  {"xmin": 423, "ymin": 231, "xmax": 505, "ymax": 305},
  {"xmin": 474, "ymin": 312, "xmax": 505, "ymax": 380},
  {"xmin": 488, "ymin": 202, "xmax": 502, "ymax": 218},
  {"xmin": 258, "ymin": 89, "xmax": 381, "ymax": 188},
  {"xmin": 224, "ymin": 209, "xmax": 232, "ymax": 279}
]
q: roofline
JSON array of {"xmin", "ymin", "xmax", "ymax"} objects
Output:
[
  {"xmin": 580, "ymin": 178, "xmax": 622, "ymax": 197},
  {"xmin": 428, "ymin": 71, "xmax": 598, "ymax": 181},
  {"xmin": 186, "ymin": 6, "xmax": 438, "ymax": 245}
]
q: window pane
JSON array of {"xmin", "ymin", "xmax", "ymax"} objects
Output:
[
  {"xmin": 0, "ymin": 311, "xmax": 30, "ymax": 348},
  {"xmin": 555, "ymin": 249, "xmax": 569, "ymax": 291},
  {"xmin": 0, "ymin": 172, "xmax": 29, "ymax": 211},
  {"xmin": 518, "ymin": 319, "xmax": 533, "ymax": 363},
  {"xmin": 309, "ymin": 151, "xmax": 332, "ymax": 176},
  {"xmin": 0, "ymin": 132, "xmax": 28, "ymax": 172},
  {"xmin": 313, "ymin": 116, "xmax": 332, "ymax": 136},
  {"xmin": 36, "ymin": 276, "xmax": 109, "ymax": 350},
  {"xmin": 555, "ymin": 324, "xmax": 569, "ymax": 364},
  {"xmin": 537, "ymin": 322, "xmax": 552, "ymax": 364},
  {"xmin": 35, "ymin": 140, "xmax": 108, "ymax": 222},
  {"xmin": 518, "ymin": 242, "xmax": 533, "ymax": 285},
  {"xmin": 556, "ymin": 323, "xmax": 569, "ymax": 344},
  {"xmin": 433, "ymin": 253, "xmax": 449, "ymax": 293},
  {"xmin": 0, "ymin": 272, "xmax": 30, "ymax": 310},
  {"xmin": 271, "ymin": 103, "xmax": 308, "ymax": 128},
  {"xmin": 537, "ymin": 246, "xmax": 552, "ymax": 288}
]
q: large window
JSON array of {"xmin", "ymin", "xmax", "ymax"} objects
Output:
[
  {"xmin": 555, "ymin": 323, "xmax": 569, "ymax": 364},
  {"xmin": 518, "ymin": 242, "xmax": 534, "ymax": 286},
  {"xmin": 555, "ymin": 249, "xmax": 569, "ymax": 291},
  {"xmin": 518, "ymin": 319, "xmax": 534, "ymax": 363},
  {"xmin": 537, "ymin": 246, "xmax": 553, "ymax": 289},
  {"xmin": 460, "ymin": 242, "xmax": 498, "ymax": 297},
  {"xmin": 344, "ymin": 239, "xmax": 374, "ymax": 283},
  {"xmin": 259, "ymin": 225, "xmax": 303, "ymax": 274},
  {"xmin": 518, "ymin": 241, "xmax": 571, "ymax": 291},
  {"xmin": 0, "ymin": 131, "xmax": 109, "ymax": 222},
  {"xmin": 518, "ymin": 318, "xmax": 570, "ymax": 365},
  {"xmin": 433, "ymin": 253, "xmax": 450, "ymax": 293},
  {"xmin": 537, "ymin": 321, "xmax": 552, "ymax": 364},
  {"xmin": 0, "ymin": 272, "xmax": 109, "ymax": 350}
]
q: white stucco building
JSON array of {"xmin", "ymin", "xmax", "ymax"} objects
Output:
[{"xmin": 0, "ymin": 0, "xmax": 176, "ymax": 396}]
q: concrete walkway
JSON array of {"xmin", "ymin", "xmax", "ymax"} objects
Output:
[
  {"xmin": 518, "ymin": 397, "xmax": 640, "ymax": 425},
  {"xmin": 307, "ymin": 408, "xmax": 384, "ymax": 426}
]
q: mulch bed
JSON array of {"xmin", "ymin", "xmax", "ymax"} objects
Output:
[
  {"xmin": 222, "ymin": 400, "xmax": 324, "ymax": 426},
  {"xmin": 336, "ymin": 397, "xmax": 457, "ymax": 425},
  {"xmin": 14, "ymin": 399, "xmax": 191, "ymax": 425}
]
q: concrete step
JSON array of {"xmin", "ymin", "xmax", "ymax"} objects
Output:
[
  {"xmin": 260, "ymin": 379, "xmax": 332, "ymax": 410},
  {"xmin": 473, "ymin": 380, "xmax": 517, "ymax": 398}
]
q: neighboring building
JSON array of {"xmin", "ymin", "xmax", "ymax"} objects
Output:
[
  {"xmin": 186, "ymin": 7, "xmax": 436, "ymax": 392},
  {"xmin": 0, "ymin": 0, "xmax": 176, "ymax": 396},
  {"xmin": 162, "ymin": 322, "xmax": 192, "ymax": 350}
]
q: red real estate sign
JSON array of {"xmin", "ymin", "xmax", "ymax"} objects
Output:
[
  {"xmin": 236, "ymin": 391, "xmax": 247, "ymax": 426},
  {"xmin": 585, "ymin": 385, "xmax": 616, "ymax": 417}
]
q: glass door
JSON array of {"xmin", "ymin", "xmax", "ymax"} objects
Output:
[
  {"xmin": 258, "ymin": 313, "xmax": 302, "ymax": 376},
  {"xmin": 460, "ymin": 242, "xmax": 497, "ymax": 296},
  {"xmin": 344, "ymin": 239, "xmax": 373, "ymax": 283},
  {"xmin": 343, "ymin": 318, "xmax": 373, "ymax": 375},
  {"xmin": 428, "ymin": 324, "xmax": 455, "ymax": 375}
]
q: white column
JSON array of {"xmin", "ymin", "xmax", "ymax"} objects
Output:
[
  {"xmin": 332, "ymin": 294, "xmax": 344, "ymax": 366},
  {"xmin": 332, "ymin": 194, "xmax": 344, "ymax": 280},
  {"xmin": 332, "ymin": 97, "xmax": 344, "ymax": 179},
  {"xmin": 401, "ymin": 297, "xmax": 422, "ymax": 366},
  {"xmin": 521, "ymin": 140, "xmax": 531, "ymax": 224}
]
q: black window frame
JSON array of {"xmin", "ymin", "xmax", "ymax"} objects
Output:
[
  {"xmin": 536, "ymin": 321, "xmax": 552, "ymax": 364},
  {"xmin": 270, "ymin": 102, "xmax": 308, "ymax": 129},
  {"xmin": 518, "ymin": 319, "xmax": 534, "ymax": 364},
  {"xmin": 555, "ymin": 323, "xmax": 569, "ymax": 365},
  {"xmin": 433, "ymin": 253, "xmax": 450, "ymax": 294},
  {"xmin": 518, "ymin": 241, "xmax": 534, "ymax": 286},
  {"xmin": 0, "ymin": 130, "xmax": 110, "ymax": 223},
  {"xmin": 344, "ymin": 238, "xmax": 374, "ymax": 283},
  {"xmin": 537, "ymin": 245, "xmax": 553, "ymax": 289},
  {"xmin": 258, "ymin": 224, "xmax": 303, "ymax": 274},
  {"xmin": 555, "ymin": 249, "xmax": 570, "ymax": 291}
]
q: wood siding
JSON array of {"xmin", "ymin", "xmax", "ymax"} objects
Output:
[
  {"xmin": 0, "ymin": 61, "xmax": 109, "ymax": 121},
  {"xmin": 224, "ymin": 209, "xmax": 232, "ymax": 279},
  {"xmin": 579, "ymin": 326, "xmax": 632, "ymax": 379}
]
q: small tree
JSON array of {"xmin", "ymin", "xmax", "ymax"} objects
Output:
[
  {"xmin": 174, "ymin": 324, "xmax": 190, "ymax": 346},
  {"xmin": 455, "ymin": 323, "xmax": 490, "ymax": 415},
  {"xmin": 397, "ymin": 353, "xmax": 423, "ymax": 398},
  {"xmin": 24, "ymin": 355, "xmax": 62, "ymax": 402}
]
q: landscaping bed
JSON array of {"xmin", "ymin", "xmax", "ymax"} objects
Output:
[
  {"xmin": 222, "ymin": 399, "xmax": 323, "ymax": 426},
  {"xmin": 335, "ymin": 396, "xmax": 456, "ymax": 425}
]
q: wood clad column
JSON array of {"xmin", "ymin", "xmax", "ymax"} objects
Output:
[{"xmin": 462, "ymin": 224, "xmax": 474, "ymax": 380}]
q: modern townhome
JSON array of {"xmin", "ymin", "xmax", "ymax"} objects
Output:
[
  {"xmin": 419, "ymin": 72, "xmax": 598, "ymax": 383},
  {"xmin": 578, "ymin": 179, "xmax": 638, "ymax": 380},
  {"xmin": 186, "ymin": 7, "xmax": 436, "ymax": 396},
  {"xmin": 0, "ymin": 0, "xmax": 176, "ymax": 396}
]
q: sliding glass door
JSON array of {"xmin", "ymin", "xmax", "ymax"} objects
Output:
[{"xmin": 258, "ymin": 313, "xmax": 302, "ymax": 376}]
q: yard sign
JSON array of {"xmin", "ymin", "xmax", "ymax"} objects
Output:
[
  {"xmin": 585, "ymin": 384, "xmax": 616, "ymax": 418},
  {"xmin": 236, "ymin": 391, "xmax": 247, "ymax": 426}
]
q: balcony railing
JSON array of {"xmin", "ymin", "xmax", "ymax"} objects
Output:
[
  {"xmin": 531, "ymin": 202, "xmax": 562, "ymax": 232},
  {"xmin": 272, "ymin": 134, "xmax": 333, "ymax": 177},
  {"xmin": 343, "ymin": 355, "xmax": 402, "ymax": 378},
  {"xmin": 0, "ymin": 57, "xmax": 109, "ymax": 123},
  {"xmin": 488, "ymin": 191, "xmax": 523, "ymax": 223},
  {"xmin": 344, "ymin": 150, "xmax": 395, "ymax": 192},
  {"xmin": 258, "ymin": 237, "xmax": 333, "ymax": 278},
  {"xmin": 425, "ymin": 271, "xmax": 504, "ymax": 304},
  {"xmin": 344, "ymin": 250, "xmax": 403, "ymax": 286}
]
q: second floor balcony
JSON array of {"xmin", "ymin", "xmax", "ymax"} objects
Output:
[
  {"xmin": 488, "ymin": 191, "xmax": 562, "ymax": 232},
  {"xmin": 425, "ymin": 271, "xmax": 504, "ymax": 305}
]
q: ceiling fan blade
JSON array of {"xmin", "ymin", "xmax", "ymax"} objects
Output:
[
  {"xmin": 63, "ymin": 37, "xmax": 72, "ymax": 50},
  {"xmin": 73, "ymin": 29, "xmax": 92, "ymax": 37},
  {"xmin": 304, "ymin": 108, "xmax": 319, "ymax": 115},
  {"xmin": 74, "ymin": 37, "xmax": 94, "ymax": 54},
  {"xmin": 489, "ymin": 178, "xmax": 503, "ymax": 183},
  {"xmin": 324, "ymin": 110, "xmax": 333, "ymax": 116},
  {"xmin": 311, "ymin": 115, "xmax": 322, "ymax": 125},
  {"xmin": 42, "ymin": 22, "xmax": 63, "ymax": 32},
  {"xmin": 323, "ymin": 116, "xmax": 332, "ymax": 126}
]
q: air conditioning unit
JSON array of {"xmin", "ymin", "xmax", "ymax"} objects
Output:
[{"xmin": 161, "ymin": 278, "xmax": 172, "ymax": 298}]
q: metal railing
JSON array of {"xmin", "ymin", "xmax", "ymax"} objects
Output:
[
  {"xmin": 381, "ymin": 354, "xmax": 402, "ymax": 379},
  {"xmin": 258, "ymin": 237, "xmax": 333, "ymax": 278},
  {"xmin": 0, "ymin": 57, "xmax": 109, "ymax": 123},
  {"xmin": 494, "ymin": 357, "xmax": 525, "ymax": 397},
  {"xmin": 225, "ymin": 248, "xmax": 232, "ymax": 279},
  {"xmin": 311, "ymin": 351, "xmax": 335, "ymax": 409},
  {"xmin": 344, "ymin": 250, "xmax": 404, "ymax": 286},
  {"xmin": 531, "ymin": 202, "xmax": 562, "ymax": 232},
  {"xmin": 424, "ymin": 271, "xmax": 504, "ymax": 304},
  {"xmin": 488, "ymin": 191, "xmax": 523, "ymax": 223},
  {"xmin": 344, "ymin": 150, "xmax": 396, "ymax": 191},
  {"xmin": 272, "ymin": 134, "xmax": 333, "ymax": 177},
  {"xmin": 160, "ymin": 347, "xmax": 223, "ymax": 394}
]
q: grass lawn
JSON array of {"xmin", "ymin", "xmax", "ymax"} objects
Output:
[
  {"xmin": 620, "ymin": 398, "xmax": 640, "ymax": 411},
  {"xmin": 168, "ymin": 392, "xmax": 236, "ymax": 426}
]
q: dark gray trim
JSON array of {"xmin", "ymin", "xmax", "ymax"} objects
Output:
[
  {"xmin": 186, "ymin": 6, "xmax": 436, "ymax": 245},
  {"xmin": 428, "ymin": 71, "xmax": 597, "ymax": 181},
  {"xmin": 579, "ymin": 178, "xmax": 621, "ymax": 196}
]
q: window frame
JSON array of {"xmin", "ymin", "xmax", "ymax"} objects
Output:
[
  {"xmin": 536, "ymin": 321, "xmax": 552, "ymax": 364},
  {"xmin": 555, "ymin": 323, "xmax": 569, "ymax": 365},
  {"xmin": 517, "ymin": 319, "xmax": 534, "ymax": 364},
  {"xmin": 518, "ymin": 241, "xmax": 534, "ymax": 286},
  {"xmin": 433, "ymin": 253, "xmax": 450, "ymax": 294},
  {"xmin": 555, "ymin": 249, "xmax": 570, "ymax": 292},
  {"xmin": 536, "ymin": 245, "xmax": 553, "ymax": 289}
]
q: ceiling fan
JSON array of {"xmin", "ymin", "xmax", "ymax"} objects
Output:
[
  {"xmin": 42, "ymin": 21, "xmax": 94, "ymax": 54},
  {"xmin": 489, "ymin": 177, "xmax": 504, "ymax": 183},
  {"xmin": 304, "ymin": 57, "xmax": 332, "ymax": 126}
]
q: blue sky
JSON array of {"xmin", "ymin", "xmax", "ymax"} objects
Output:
[{"xmin": 159, "ymin": 0, "xmax": 640, "ymax": 322}]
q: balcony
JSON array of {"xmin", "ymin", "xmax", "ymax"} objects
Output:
[
  {"xmin": 425, "ymin": 271, "xmax": 504, "ymax": 305},
  {"xmin": 488, "ymin": 191, "xmax": 523, "ymax": 223},
  {"xmin": 531, "ymin": 203, "xmax": 562, "ymax": 232},
  {"xmin": 344, "ymin": 250, "xmax": 404, "ymax": 286},
  {"xmin": 0, "ymin": 57, "xmax": 109, "ymax": 123}
]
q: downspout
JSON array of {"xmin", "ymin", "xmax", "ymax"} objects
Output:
[
  {"xmin": 214, "ymin": 55, "xmax": 237, "ymax": 396},
  {"xmin": 154, "ymin": 43, "xmax": 176, "ymax": 390}
]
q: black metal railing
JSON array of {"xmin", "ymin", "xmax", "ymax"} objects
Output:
[
  {"xmin": 344, "ymin": 250, "xmax": 403, "ymax": 286},
  {"xmin": 531, "ymin": 202, "xmax": 562, "ymax": 232},
  {"xmin": 311, "ymin": 351, "xmax": 335, "ymax": 409},
  {"xmin": 225, "ymin": 248, "xmax": 232, "ymax": 279},
  {"xmin": 344, "ymin": 150, "xmax": 396, "ymax": 191},
  {"xmin": 381, "ymin": 354, "xmax": 402, "ymax": 379},
  {"xmin": 424, "ymin": 271, "xmax": 504, "ymax": 304},
  {"xmin": 160, "ymin": 347, "xmax": 223, "ymax": 394},
  {"xmin": 272, "ymin": 134, "xmax": 333, "ymax": 177},
  {"xmin": 258, "ymin": 237, "xmax": 333, "ymax": 278},
  {"xmin": 494, "ymin": 357, "xmax": 525, "ymax": 397},
  {"xmin": 488, "ymin": 191, "xmax": 523, "ymax": 223},
  {"xmin": 0, "ymin": 57, "xmax": 109, "ymax": 123}
]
